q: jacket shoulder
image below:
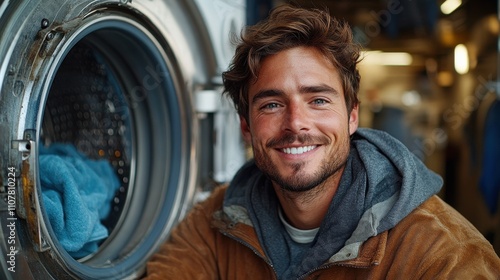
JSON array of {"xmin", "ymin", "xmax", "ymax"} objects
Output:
[
  {"xmin": 410, "ymin": 195, "xmax": 488, "ymax": 242},
  {"xmin": 383, "ymin": 195, "xmax": 500, "ymax": 278},
  {"xmin": 196, "ymin": 185, "xmax": 228, "ymax": 213}
]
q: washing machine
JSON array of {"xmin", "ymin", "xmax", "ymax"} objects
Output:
[{"xmin": 0, "ymin": 0, "xmax": 246, "ymax": 279}]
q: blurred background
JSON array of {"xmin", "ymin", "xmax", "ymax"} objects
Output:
[{"xmin": 247, "ymin": 0, "xmax": 500, "ymax": 252}]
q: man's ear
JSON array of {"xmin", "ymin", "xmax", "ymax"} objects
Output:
[
  {"xmin": 240, "ymin": 115, "xmax": 252, "ymax": 144},
  {"xmin": 349, "ymin": 104, "xmax": 359, "ymax": 136}
]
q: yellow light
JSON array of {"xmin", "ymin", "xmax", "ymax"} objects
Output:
[
  {"xmin": 454, "ymin": 44, "xmax": 469, "ymax": 74},
  {"xmin": 441, "ymin": 0, "xmax": 462, "ymax": 15},
  {"xmin": 361, "ymin": 51, "xmax": 413, "ymax": 66},
  {"xmin": 437, "ymin": 71, "xmax": 454, "ymax": 87}
]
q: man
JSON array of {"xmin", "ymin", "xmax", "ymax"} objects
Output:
[{"xmin": 146, "ymin": 4, "xmax": 500, "ymax": 279}]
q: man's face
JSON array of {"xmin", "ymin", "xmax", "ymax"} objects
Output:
[{"xmin": 241, "ymin": 46, "xmax": 359, "ymax": 192}]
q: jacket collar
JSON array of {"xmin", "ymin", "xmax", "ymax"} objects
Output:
[{"xmin": 212, "ymin": 205, "xmax": 387, "ymax": 269}]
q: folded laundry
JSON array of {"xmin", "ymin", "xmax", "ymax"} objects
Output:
[{"xmin": 39, "ymin": 143, "xmax": 120, "ymax": 258}]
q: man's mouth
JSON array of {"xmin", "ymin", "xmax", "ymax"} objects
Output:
[{"xmin": 281, "ymin": 145, "xmax": 317, "ymax": 155}]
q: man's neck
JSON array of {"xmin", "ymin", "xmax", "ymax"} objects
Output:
[{"xmin": 273, "ymin": 169, "xmax": 343, "ymax": 230}]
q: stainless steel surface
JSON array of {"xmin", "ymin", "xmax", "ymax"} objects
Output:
[{"xmin": 0, "ymin": 0, "xmax": 236, "ymax": 278}]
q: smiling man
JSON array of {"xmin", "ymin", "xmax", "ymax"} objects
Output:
[
  {"xmin": 145, "ymin": 4, "xmax": 500, "ymax": 279},
  {"xmin": 242, "ymin": 46, "xmax": 356, "ymax": 230}
]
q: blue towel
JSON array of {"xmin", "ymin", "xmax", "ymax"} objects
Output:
[{"xmin": 39, "ymin": 143, "xmax": 120, "ymax": 258}]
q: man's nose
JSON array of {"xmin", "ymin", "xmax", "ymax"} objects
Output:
[{"xmin": 283, "ymin": 102, "xmax": 311, "ymax": 134}]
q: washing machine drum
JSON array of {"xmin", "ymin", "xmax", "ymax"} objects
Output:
[{"xmin": 0, "ymin": 1, "xmax": 199, "ymax": 279}]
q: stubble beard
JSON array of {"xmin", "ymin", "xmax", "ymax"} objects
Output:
[{"xmin": 253, "ymin": 132, "xmax": 351, "ymax": 193}]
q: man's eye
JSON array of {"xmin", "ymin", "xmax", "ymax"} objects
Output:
[
  {"xmin": 312, "ymin": 99, "xmax": 327, "ymax": 105},
  {"xmin": 263, "ymin": 103, "xmax": 280, "ymax": 109}
]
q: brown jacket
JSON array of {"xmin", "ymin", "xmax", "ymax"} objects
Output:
[{"xmin": 146, "ymin": 186, "xmax": 500, "ymax": 279}]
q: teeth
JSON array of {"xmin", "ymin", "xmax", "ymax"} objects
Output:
[{"xmin": 282, "ymin": 146, "xmax": 316, "ymax": 155}]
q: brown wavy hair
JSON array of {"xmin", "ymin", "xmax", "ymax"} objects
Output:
[{"xmin": 222, "ymin": 4, "xmax": 361, "ymax": 122}]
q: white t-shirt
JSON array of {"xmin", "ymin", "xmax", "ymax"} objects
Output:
[{"xmin": 278, "ymin": 208, "xmax": 319, "ymax": 244}]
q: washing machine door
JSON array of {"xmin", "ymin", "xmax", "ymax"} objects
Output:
[{"xmin": 0, "ymin": 0, "xmax": 212, "ymax": 279}]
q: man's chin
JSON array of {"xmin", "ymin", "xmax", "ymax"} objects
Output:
[{"xmin": 271, "ymin": 172, "xmax": 324, "ymax": 193}]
